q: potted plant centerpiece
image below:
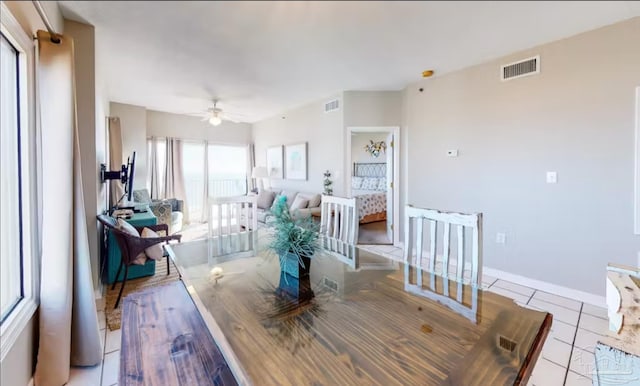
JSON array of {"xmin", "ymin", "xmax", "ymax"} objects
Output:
[{"xmin": 267, "ymin": 195, "xmax": 320, "ymax": 279}]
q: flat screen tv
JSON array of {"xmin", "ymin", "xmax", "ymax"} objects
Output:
[{"xmin": 125, "ymin": 151, "xmax": 136, "ymax": 203}]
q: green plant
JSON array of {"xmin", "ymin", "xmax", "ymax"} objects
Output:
[
  {"xmin": 267, "ymin": 195, "xmax": 320, "ymax": 268},
  {"xmin": 323, "ymin": 170, "xmax": 333, "ymax": 195}
]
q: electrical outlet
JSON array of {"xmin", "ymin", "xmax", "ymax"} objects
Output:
[
  {"xmin": 496, "ymin": 232, "xmax": 506, "ymax": 244},
  {"xmin": 546, "ymin": 171, "xmax": 557, "ymax": 184}
]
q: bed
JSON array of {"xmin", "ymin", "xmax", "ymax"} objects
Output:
[{"xmin": 352, "ymin": 163, "xmax": 387, "ymax": 224}]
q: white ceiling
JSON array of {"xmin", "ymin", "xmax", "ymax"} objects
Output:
[{"xmin": 58, "ymin": 1, "xmax": 639, "ymax": 123}]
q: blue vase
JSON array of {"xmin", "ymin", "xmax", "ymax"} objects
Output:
[{"xmin": 279, "ymin": 252, "xmax": 311, "ymax": 279}]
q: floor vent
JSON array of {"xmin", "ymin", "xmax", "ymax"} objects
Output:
[
  {"xmin": 324, "ymin": 99, "xmax": 340, "ymax": 113},
  {"xmin": 497, "ymin": 335, "xmax": 517, "ymax": 353},
  {"xmin": 501, "ymin": 55, "xmax": 540, "ymax": 81}
]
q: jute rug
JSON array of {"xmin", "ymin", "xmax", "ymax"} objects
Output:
[{"xmin": 105, "ymin": 259, "xmax": 181, "ymax": 331}]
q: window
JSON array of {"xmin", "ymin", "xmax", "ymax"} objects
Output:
[
  {"xmin": 207, "ymin": 144, "xmax": 247, "ymax": 199},
  {"xmin": 1, "ymin": 4, "xmax": 38, "ymax": 358},
  {"xmin": 0, "ymin": 33, "xmax": 23, "ymax": 321}
]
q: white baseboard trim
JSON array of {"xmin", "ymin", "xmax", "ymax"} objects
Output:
[
  {"xmin": 94, "ymin": 285, "xmax": 103, "ymax": 300},
  {"xmin": 483, "ymin": 267, "xmax": 606, "ymax": 307}
]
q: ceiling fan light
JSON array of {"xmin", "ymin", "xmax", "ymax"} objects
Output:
[{"xmin": 209, "ymin": 115, "xmax": 222, "ymax": 126}]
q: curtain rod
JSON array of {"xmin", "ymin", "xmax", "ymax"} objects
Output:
[{"xmin": 32, "ymin": 0, "xmax": 61, "ymax": 43}]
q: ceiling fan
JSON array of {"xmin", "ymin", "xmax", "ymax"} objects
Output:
[{"xmin": 197, "ymin": 99, "xmax": 244, "ymax": 126}]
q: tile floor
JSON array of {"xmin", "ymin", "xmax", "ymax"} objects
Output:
[{"xmin": 68, "ymin": 244, "xmax": 609, "ymax": 386}]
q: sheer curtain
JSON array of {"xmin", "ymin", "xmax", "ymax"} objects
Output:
[
  {"xmin": 34, "ymin": 30, "xmax": 102, "ymax": 386},
  {"xmin": 107, "ymin": 117, "xmax": 123, "ymax": 206}
]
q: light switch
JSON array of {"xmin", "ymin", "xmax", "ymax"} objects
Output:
[
  {"xmin": 447, "ymin": 150, "xmax": 458, "ymax": 157},
  {"xmin": 496, "ymin": 233, "xmax": 506, "ymax": 244},
  {"xmin": 546, "ymin": 172, "xmax": 557, "ymax": 184}
]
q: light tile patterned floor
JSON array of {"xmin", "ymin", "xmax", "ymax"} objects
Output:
[{"xmin": 69, "ymin": 244, "xmax": 609, "ymax": 386}]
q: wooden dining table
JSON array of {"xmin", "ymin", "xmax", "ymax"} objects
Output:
[{"xmin": 167, "ymin": 231, "xmax": 552, "ymax": 386}]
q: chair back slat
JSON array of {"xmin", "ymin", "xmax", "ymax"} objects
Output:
[
  {"xmin": 320, "ymin": 195, "xmax": 358, "ymax": 266},
  {"xmin": 404, "ymin": 205, "xmax": 483, "ymax": 288},
  {"xmin": 208, "ymin": 196, "xmax": 257, "ymax": 238}
]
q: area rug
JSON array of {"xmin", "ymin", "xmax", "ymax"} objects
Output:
[{"xmin": 105, "ymin": 259, "xmax": 181, "ymax": 331}]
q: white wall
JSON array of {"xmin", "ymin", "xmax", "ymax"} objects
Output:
[
  {"xmin": 2, "ymin": 3, "xmax": 64, "ymax": 385},
  {"xmin": 109, "ymin": 102, "xmax": 147, "ymax": 190},
  {"xmin": 351, "ymin": 133, "xmax": 388, "ymax": 166},
  {"xmin": 252, "ymin": 94, "xmax": 346, "ymax": 195},
  {"xmin": 403, "ymin": 17, "xmax": 640, "ymax": 296},
  {"xmin": 146, "ymin": 109, "xmax": 252, "ymax": 144}
]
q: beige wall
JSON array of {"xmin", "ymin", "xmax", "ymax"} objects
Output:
[
  {"xmin": 1, "ymin": 3, "xmax": 63, "ymax": 385},
  {"xmin": 351, "ymin": 133, "xmax": 388, "ymax": 166},
  {"xmin": 146, "ymin": 109, "xmax": 252, "ymax": 144},
  {"xmin": 343, "ymin": 90, "xmax": 403, "ymax": 128},
  {"xmin": 110, "ymin": 102, "xmax": 148, "ymax": 190},
  {"xmin": 252, "ymin": 94, "xmax": 346, "ymax": 195},
  {"xmin": 403, "ymin": 17, "xmax": 640, "ymax": 295}
]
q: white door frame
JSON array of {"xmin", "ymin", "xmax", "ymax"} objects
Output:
[{"xmin": 346, "ymin": 126, "xmax": 400, "ymax": 245}]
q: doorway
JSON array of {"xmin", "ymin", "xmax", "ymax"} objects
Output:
[{"xmin": 346, "ymin": 127, "xmax": 400, "ymax": 246}]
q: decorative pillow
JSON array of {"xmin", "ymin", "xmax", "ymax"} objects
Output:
[
  {"xmin": 352, "ymin": 176, "xmax": 364, "ymax": 189},
  {"xmin": 271, "ymin": 195, "xmax": 284, "ymax": 211},
  {"xmin": 281, "ymin": 190, "xmax": 298, "ymax": 208},
  {"xmin": 361, "ymin": 177, "xmax": 379, "ymax": 190},
  {"xmin": 290, "ymin": 195, "xmax": 309, "ymax": 210},
  {"xmin": 307, "ymin": 194, "xmax": 321, "ymax": 208},
  {"xmin": 141, "ymin": 227, "xmax": 164, "ymax": 260},
  {"xmin": 257, "ymin": 190, "xmax": 276, "ymax": 209},
  {"xmin": 377, "ymin": 177, "xmax": 387, "ymax": 190},
  {"xmin": 117, "ymin": 219, "xmax": 146, "ymax": 265},
  {"xmin": 117, "ymin": 218, "xmax": 139, "ymax": 237},
  {"xmin": 132, "ymin": 189, "xmax": 152, "ymax": 204}
]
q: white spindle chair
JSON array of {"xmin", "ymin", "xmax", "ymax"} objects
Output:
[
  {"xmin": 208, "ymin": 195, "xmax": 258, "ymax": 237},
  {"xmin": 320, "ymin": 195, "xmax": 358, "ymax": 266},
  {"xmin": 403, "ymin": 205, "xmax": 483, "ymax": 287}
]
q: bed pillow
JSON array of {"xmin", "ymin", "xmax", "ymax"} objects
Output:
[
  {"xmin": 377, "ymin": 177, "xmax": 387, "ymax": 190},
  {"xmin": 361, "ymin": 177, "xmax": 379, "ymax": 190},
  {"xmin": 351, "ymin": 176, "xmax": 364, "ymax": 189}
]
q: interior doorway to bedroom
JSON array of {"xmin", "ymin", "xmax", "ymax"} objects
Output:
[{"xmin": 346, "ymin": 127, "xmax": 400, "ymax": 246}]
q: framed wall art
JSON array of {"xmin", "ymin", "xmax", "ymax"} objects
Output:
[
  {"xmin": 266, "ymin": 145, "xmax": 284, "ymax": 179},
  {"xmin": 285, "ymin": 142, "xmax": 308, "ymax": 180}
]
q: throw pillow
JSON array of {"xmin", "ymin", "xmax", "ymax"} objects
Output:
[
  {"xmin": 290, "ymin": 195, "xmax": 309, "ymax": 210},
  {"xmin": 132, "ymin": 189, "xmax": 152, "ymax": 204},
  {"xmin": 117, "ymin": 219, "xmax": 147, "ymax": 265},
  {"xmin": 141, "ymin": 227, "xmax": 164, "ymax": 260},
  {"xmin": 281, "ymin": 190, "xmax": 298, "ymax": 208},
  {"xmin": 352, "ymin": 176, "xmax": 364, "ymax": 189},
  {"xmin": 307, "ymin": 194, "xmax": 321, "ymax": 208},
  {"xmin": 257, "ymin": 190, "xmax": 276, "ymax": 209}
]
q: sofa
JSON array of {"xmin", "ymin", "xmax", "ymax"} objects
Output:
[
  {"xmin": 132, "ymin": 189, "xmax": 185, "ymax": 234},
  {"xmin": 255, "ymin": 189, "xmax": 322, "ymax": 224}
]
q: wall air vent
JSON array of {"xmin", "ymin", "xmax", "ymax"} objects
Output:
[
  {"xmin": 500, "ymin": 55, "xmax": 540, "ymax": 81},
  {"xmin": 324, "ymin": 99, "xmax": 340, "ymax": 113}
]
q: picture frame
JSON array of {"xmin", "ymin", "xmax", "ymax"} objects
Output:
[
  {"xmin": 266, "ymin": 145, "xmax": 284, "ymax": 179},
  {"xmin": 285, "ymin": 142, "xmax": 308, "ymax": 180}
]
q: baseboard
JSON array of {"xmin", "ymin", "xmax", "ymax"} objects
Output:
[
  {"xmin": 94, "ymin": 285, "xmax": 103, "ymax": 300},
  {"xmin": 28, "ymin": 377, "xmax": 34, "ymax": 386},
  {"xmin": 483, "ymin": 267, "xmax": 606, "ymax": 307}
]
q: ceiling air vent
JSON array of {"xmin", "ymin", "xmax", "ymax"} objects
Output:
[
  {"xmin": 324, "ymin": 99, "xmax": 340, "ymax": 113},
  {"xmin": 500, "ymin": 55, "xmax": 540, "ymax": 81}
]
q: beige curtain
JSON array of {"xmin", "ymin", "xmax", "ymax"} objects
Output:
[
  {"xmin": 200, "ymin": 142, "xmax": 210, "ymax": 223},
  {"xmin": 165, "ymin": 138, "xmax": 189, "ymax": 223},
  {"xmin": 34, "ymin": 31, "xmax": 102, "ymax": 386},
  {"xmin": 108, "ymin": 116, "xmax": 124, "ymax": 206}
]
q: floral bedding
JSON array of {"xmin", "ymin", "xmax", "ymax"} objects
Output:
[{"xmin": 356, "ymin": 192, "xmax": 387, "ymax": 224}]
